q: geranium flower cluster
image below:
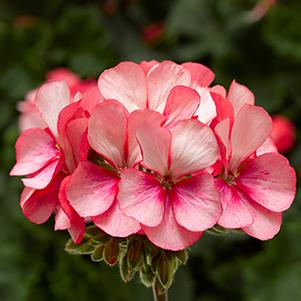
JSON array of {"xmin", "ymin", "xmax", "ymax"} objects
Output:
[{"xmin": 10, "ymin": 61, "xmax": 296, "ymax": 251}]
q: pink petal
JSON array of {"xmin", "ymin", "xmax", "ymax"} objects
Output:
[
  {"xmin": 214, "ymin": 118, "xmax": 231, "ymax": 165},
  {"xmin": 93, "ymin": 201, "xmax": 140, "ymax": 237},
  {"xmin": 98, "ymin": 62, "xmax": 147, "ymax": 112},
  {"xmin": 210, "ymin": 92, "xmax": 234, "ymax": 127},
  {"xmin": 57, "ymin": 102, "xmax": 87, "ymax": 172},
  {"xmin": 227, "ymin": 80, "xmax": 255, "ymax": 116},
  {"xmin": 18, "ymin": 107, "xmax": 46, "ymax": 132},
  {"xmin": 80, "ymin": 87, "xmax": 104, "ymax": 114},
  {"xmin": 210, "ymin": 85, "xmax": 226, "ymax": 98},
  {"xmin": 182, "ymin": 62, "xmax": 215, "ymax": 87},
  {"xmin": 35, "ymin": 81, "xmax": 71, "ymax": 136},
  {"xmin": 242, "ymin": 200, "xmax": 282, "ymax": 240},
  {"xmin": 22, "ymin": 158, "xmax": 60, "ymax": 189},
  {"xmin": 256, "ymin": 137, "xmax": 278, "ymax": 156},
  {"xmin": 194, "ymin": 88, "xmax": 217, "ymax": 124},
  {"xmin": 237, "ymin": 153, "xmax": 296, "ymax": 212},
  {"xmin": 88, "ymin": 101, "xmax": 128, "ymax": 168},
  {"xmin": 139, "ymin": 60, "xmax": 159, "ymax": 74},
  {"xmin": 172, "ymin": 173, "xmax": 221, "ymax": 232},
  {"xmin": 20, "ymin": 175, "xmax": 62, "ymax": 224},
  {"xmin": 10, "ymin": 128, "xmax": 58, "ymax": 176},
  {"xmin": 71, "ymin": 79, "xmax": 97, "ymax": 96},
  {"xmin": 143, "ymin": 197, "xmax": 203, "ymax": 251},
  {"xmin": 66, "ymin": 161, "xmax": 118, "ymax": 217},
  {"xmin": 59, "ymin": 176, "xmax": 85, "ymax": 243},
  {"xmin": 47, "ymin": 68, "xmax": 80, "ymax": 88},
  {"xmin": 147, "ymin": 61, "xmax": 191, "ymax": 113},
  {"xmin": 66, "ymin": 118, "xmax": 88, "ymax": 167},
  {"xmin": 229, "ymin": 104, "xmax": 272, "ymax": 171},
  {"xmin": 136, "ymin": 122, "xmax": 171, "ymax": 175},
  {"xmin": 163, "ymin": 86, "xmax": 200, "ymax": 128},
  {"xmin": 216, "ymin": 179, "xmax": 254, "ymax": 228},
  {"xmin": 170, "ymin": 120, "xmax": 219, "ymax": 178},
  {"xmin": 57, "ymin": 101, "xmax": 83, "ymax": 138},
  {"xmin": 118, "ymin": 168, "xmax": 165, "ymax": 227},
  {"xmin": 127, "ymin": 109, "xmax": 165, "ymax": 167},
  {"xmin": 55, "ymin": 208, "xmax": 71, "ymax": 230}
]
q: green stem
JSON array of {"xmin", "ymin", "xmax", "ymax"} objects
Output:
[{"xmin": 152, "ymin": 284, "xmax": 168, "ymax": 301}]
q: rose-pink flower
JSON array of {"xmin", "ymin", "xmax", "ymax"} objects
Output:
[
  {"xmin": 65, "ymin": 101, "xmax": 167, "ymax": 238},
  {"xmin": 214, "ymin": 99, "xmax": 296, "ymax": 239},
  {"xmin": 118, "ymin": 119, "xmax": 221, "ymax": 251},
  {"xmin": 10, "ymin": 81, "xmax": 94, "ymax": 242}
]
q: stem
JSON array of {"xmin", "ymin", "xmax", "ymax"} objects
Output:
[{"xmin": 152, "ymin": 284, "xmax": 168, "ymax": 301}]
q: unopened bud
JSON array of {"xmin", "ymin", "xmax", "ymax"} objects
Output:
[
  {"xmin": 91, "ymin": 245, "xmax": 104, "ymax": 262},
  {"xmin": 103, "ymin": 238, "xmax": 120, "ymax": 266}
]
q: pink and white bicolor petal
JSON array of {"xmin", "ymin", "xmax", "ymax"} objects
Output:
[
  {"xmin": 20, "ymin": 187, "xmax": 57, "ymax": 224},
  {"xmin": 66, "ymin": 118, "xmax": 88, "ymax": 168},
  {"xmin": 20, "ymin": 174, "xmax": 62, "ymax": 224},
  {"xmin": 147, "ymin": 61, "xmax": 191, "ymax": 113},
  {"xmin": 170, "ymin": 119, "xmax": 219, "ymax": 178},
  {"xmin": 88, "ymin": 101, "xmax": 128, "ymax": 168},
  {"xmin": 229, "ymin": 104, "xmax": 272, "ymax": 171},
  {"xmin": 182, "ymin": 62, "xmax": 215, "ymax": 87},
  {"xmin": 172, "ymin": 173, "xmax": 221, "ymax": 232},
  {"xmin": 237, "ymin": 153, "xmax": 296, "ymax": 212},
  {"xmin": 55, "ymin": 208, "xmax": 71, "ymax": 230},
  {"xmin": 216, "ymin": 179, "xmax": 254, "ymax": 228},
  {"xmin": 139, "ymin": 60, "xmax": 159, "ymax": 74},
  {"xmin": 98, "ymin": 62, "xmax": 147, "ymax": 112},
  {"xmin": 21, "ymin": 158, "xmax": 61, "ymax": 189},
  {"xmin": 242, "ymin": 200, "xmax": 282, "ymax": 240},
  {"xmin": 194, "ymin": 87, "xmax": 217, "ymax": 124},
  {"xmin": 227, "ymin": 80, "xmax": 255, "ymax": 116},
  {"xmin": 35, "ymin": 81, "xmax": 71, "ymax": 137},
  {"xmin": 136, "ymin": 122, "xmax": 171, "ymax": 175},
  {"xmin": 143, "ymin": 196, "xmax": 203, "ymax": 251},
  {"xmin": 214, "ymin": 118, "xmax": 231, "ymax": 166},
  {"xmin": 163, "ymin": 85, "xmax": 200, "ymax": 129},
  {"xmin": 127, "ymin": 109, "xmax": 165, "ymax": 167},
  {"xmin": 93, "ymin": 201, "xmax": 140, "ymax": 237},
  {"xmin": 66, "ymin": 161, "xmax": 118, "ymax": 217},
  {"xmin": 10, "ymin": 128, "xmax": 58, "ymax": 176},
  {"xmin": 118, "ymin": 168, "xmax": 165, "ymax": 227},
  {"xmin": 256, "ymin": 137, "xmax": 278, "ymax": 156}
]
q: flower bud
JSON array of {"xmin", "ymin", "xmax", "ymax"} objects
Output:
[
  {"xmin": 119, "ymin": 254, "xmax": 136, "ymax": 283},
  {"xmin": 103, "ymin": 238, "xmax": 120, "ymax": 266},
  {"xmin": 91, "ymin": 245, "xmax": 105, "ymax": 262}
]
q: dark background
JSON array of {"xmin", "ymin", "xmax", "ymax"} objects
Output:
[{"xmin": 1, "ymin": 0, "xmax": 301, "ymax": 300}]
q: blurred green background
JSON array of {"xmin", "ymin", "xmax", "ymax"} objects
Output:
[{"xmin": 1, "ymin": 0, "xmax": 301, "ymax": 300}]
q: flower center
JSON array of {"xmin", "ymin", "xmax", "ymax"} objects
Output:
[
  {"xmin": 160, "ymin": 175, "xmax": 173, "ymax": 190},
  {"xmin": 225, "ymin": 170, "xmax": 240, "ymax": 186},
  {"xmin": 55, "ymin": 143, "xmax": 61, "ymax": 151}
]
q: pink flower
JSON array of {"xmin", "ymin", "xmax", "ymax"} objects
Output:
[
  {"xmin": 98, "ymin": 61, "xmax": 213, "ymax": 121},
  {"xmin": 65, "ymin": 101, "xmax": 166, "ymax": 237},
  {"xmin": 47, "ymin": 68, "xmax": 81, "ymax": 90},
  {"xmin": 118, "ymin": 120, "xmax": 221, "ymax": 250},
  {"xmin": 10, "ymin": 60, "xmax": 297, "ymax": 249},
  {"xmin": 214, "ymin": 104, "xmax": 296, "ymax": 240},
  {"xmin": 17, "ymin": 68, "xmax": 97, "ymax": 132},
  {"xmin": 11, "ymin": 81, "xmax": 89, "ymax": 242},
  {"xmin": 271, "ymin": 115, "xmax": 296, "ymax": 153}
]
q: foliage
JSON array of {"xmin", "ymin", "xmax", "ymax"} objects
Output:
[{"xmin": 0, "ymin": 0, "xmax": 300, "ymax": 300}]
